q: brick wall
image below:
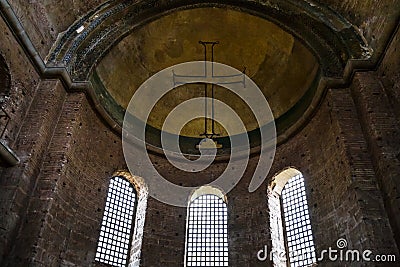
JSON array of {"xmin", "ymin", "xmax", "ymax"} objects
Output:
[
  {"xmin": 0, "ymin": 15, "xmax": 63, "ymax": 262},
  {"xmin": 1, "ymin": 70, "xmax": 399, "ymax": 267},
  {"xmin": 0, "ymin": 1, "xmax": 399, "ymax": 266},
  {"xmin": 0, "ymin": 16, "xmax": 39, "ymax": 146},
  {"xmin": 11, "ymin": 92, "xmax": 126, "ymax": 266},
  {"xmin": 133, "ymin": 85, "xmax": 398, "ymax": 266},
  {"xmin": 7, "ymin": 0, "xmax": 109, "ymax": 58},
  {"xmin": 315, "ymin": 0, "xmax": 399, "ymax": 54},
  {"xmin": 266, "ymin": 87, "xmax": 398, "ymax": 266},
  {"xmin": 378, "ymin": 25, "xmax": 400, "ymax": 120},
  {"xmin": 350, "ymin": 72, "xmax": 400, "ymax": 249},
  {"xmin": 6, "ymin": 0, "xmax": 399, "ymax": 62}
]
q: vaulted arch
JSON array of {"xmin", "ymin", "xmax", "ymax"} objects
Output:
[{"xmin": 42, "ymin": 0, "xmax": 371, "ymax": 147}]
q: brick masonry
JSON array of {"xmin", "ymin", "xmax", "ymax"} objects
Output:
[
  {"xmin": 315, "ymin": 0, "xmax": 399, "ymax": 54},
  {"xmin": 350, "ymin": 72, "xmax": 400, "ymax": 249},
  {"xmin": 8, "ymin": 0, "xmax": 109, "ymax": 59},
  {"xmin": 0, "ymin": 1, "xmax": 399, "ymax": 267},
  {"xmin": 378, "ymin": 24, "xmax": 400, "ymax": 120}
]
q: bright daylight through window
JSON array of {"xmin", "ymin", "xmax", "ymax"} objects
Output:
[
  {"xmin": 95, "ymin": 176, "xmax": 137, "ymax": 267},
  {"xmin": 186, "ymin": 194, "xmax": 228, "ymax": 266},
  {"xmin": 282, "ymin": 174, "xmax": 316, "ymax": 267}
]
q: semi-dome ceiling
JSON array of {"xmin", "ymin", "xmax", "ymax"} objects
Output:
[
  {"xmin": 91, "ymin": 7, "xmax": 319, "ymax": 139},
  {"xmin": 47, "ymin": 0, "xmax": 369, "ymax": 152}
]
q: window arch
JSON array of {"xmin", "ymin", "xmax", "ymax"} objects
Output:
[
  {"xmin": 185, "ymin": 186, "xmax": 228, "ymax": 267},
  {"xmin": 95, "ymin": 172, "xmax": 148, "ymax": 267},
  {"xmin": 268, "ymin": 168, "xmax": 316, "ymax": 267}
]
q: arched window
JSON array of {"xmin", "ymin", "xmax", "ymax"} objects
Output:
[
  {"xmin": 185, "ymin": 186, "xmax": 228, "ymax": 267},
  {"xmin": 268, "ymin": 168, "xmax": 316, "ymax": 267},
  {"xmin": 95, "ymin": 173, "xmax": 148, "ymax": 267}
]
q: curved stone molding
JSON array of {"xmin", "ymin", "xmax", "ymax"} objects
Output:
[
  {"xmin": 1, "ymin": 0, "xmax": 393, "ymax": 148},
  {"xmin": 48, "ymin": 0, "xmax": 371, "ymax": 82}
]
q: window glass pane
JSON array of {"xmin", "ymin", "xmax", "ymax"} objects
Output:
[
  {"xmin": 95, "ymin": 176, "xmax": 137, "ymax": 267},
  {"xmin": 186, "ymin": 194, "xmax": 228, "ymax": 266},
  {"xmin": 282, "ymin": 174, "xmax": 316, "ymax": 267}
]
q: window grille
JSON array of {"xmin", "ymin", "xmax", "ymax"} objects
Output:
[
  {"xmin": 186, "ymin": 194, "xmax": 228, "ymax": 266},
  {"xmin": 281, "ymin": 174, "xmax": 316, "ymax": 267},
  {"xmin": 95, "ymin": 176, "xmax": 137, "ymax": 267}
]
